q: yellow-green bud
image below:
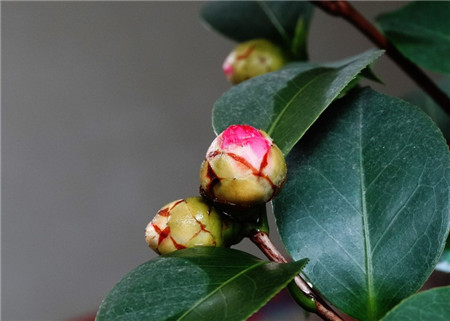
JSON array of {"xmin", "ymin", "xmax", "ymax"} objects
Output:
[
  {"xmin": 200, "ymin": 125, "xmax": 287, "ymax": 207},
  {"xmin": 222, "ymin": 39, "xmax": 286, "ymax": 84},
  {"xmin": 145, "ymin": 197, "xmax": 242, "ymax": 255}
]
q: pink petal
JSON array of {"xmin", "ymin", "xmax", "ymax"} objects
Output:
[
  {"xmin": 220, "ymin": 125, "xmax": 271, "ymax": 160},
  {"xmin": 222, "ymin": 60, "xmax": 234, "ymax": 77}
]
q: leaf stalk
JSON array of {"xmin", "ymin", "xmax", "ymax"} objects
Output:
[{"xmin": 249, "ymin": 231, "xmax": 344, "ymax": 321}]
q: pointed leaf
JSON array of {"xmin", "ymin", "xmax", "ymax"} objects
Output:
[
  {"xmin": 273, "ymin": 88, "xmax": 450, "ymax": 320},
  {"xmin": 213, "ymin": 49, "xmax": 383, "ymax": 155},
  {"xmin": 96, "ymin": 247, "xmax": 308, "ymax": 321},
  {"xmin": 380, "ymin": 286, "xmax": 450, "ymax": 321},
  {"xmin": 200, "ymin": 1, "xmax": 313, "ymax": 59},
  {"xmin": 377, "ymin": 2, "xmax": 450, "ymax": 74}
]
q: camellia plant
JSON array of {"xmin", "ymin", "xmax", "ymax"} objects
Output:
[{"xmin": 95, "ymin": 1, "xmax": 450, "ymax": 321}]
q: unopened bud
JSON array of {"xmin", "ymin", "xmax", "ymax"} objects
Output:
[
  {"xmin": 145, "ymin": 197, "xmax": 242, "ymax": 255},
  {"xmin": 200, "ymin": 125, "xmax": 287, "ymax": 207},
  {"xmin": 223, "ymin": 39, "xmax": 286, "ymax": 84}
]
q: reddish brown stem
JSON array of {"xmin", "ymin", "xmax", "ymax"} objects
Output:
[
  {"xmin": 250, "ymin": 231, "xmax": 344, "ymax": 321},
  {"xmin": 313, "ymin": 0, "xmax": 450, "ymax": 117}
]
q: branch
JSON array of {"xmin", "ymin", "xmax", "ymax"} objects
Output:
[
  {"xmin": 313, "ymin": 0, "xmax": 450, "ymax": 117},
  {"xmin": 250, "ymin": 231, "xmax": 344, "ymax": 321}
]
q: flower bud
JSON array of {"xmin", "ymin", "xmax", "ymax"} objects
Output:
[
  {"xmin": 200, "ymin": 125, "xmax": 287, "ymax": 207},
  {"xmin": 223, "ymin": 39, "xmax": 286, "ymax": 84},
  {"xmin": 145, "ymin": 197, "xmax": 242, "ymax": 255}
]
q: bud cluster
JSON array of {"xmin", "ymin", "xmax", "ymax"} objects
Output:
[{"xmin": 146, "ymin": 124, "xmax": 287, "ymax": 255}]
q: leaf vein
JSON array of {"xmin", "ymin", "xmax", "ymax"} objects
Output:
[
  {"xmin": 256, "ymin": 1, "xmax": 289, "ymax": 44},
  {"xmin": 309, "ymin": 215, "xmax": 365, "ymax": 273},
  {"xmin": 266, "ymin": 68, "xmax": 331, "ymax": 136},
  {"xmin": 371, "ymin": 163, "xmax": 426, "ymax": 255},
  {"xmin": 359, "ymin": 103, "xmax": 376, "ymax": 319},
  {"xmin": 175, "ymin": 261, "xmax": 266, "ymax": 320}
]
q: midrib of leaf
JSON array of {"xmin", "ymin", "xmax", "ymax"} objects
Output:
[
  {"xmin": 358, "ymin": 104, "xmax": 376, "ymax": 320},
  {"xmin": 266, "ymin": 68, "xmax": 331, "ymax": 137},
  {"xmin": 175, "ymin": 261, "xmax": 266, "ymax": 320},
  {"xmin": 256, "ymin": 1, "xmax": 290, "ymax": 45}
]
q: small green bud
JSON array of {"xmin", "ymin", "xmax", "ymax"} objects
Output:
[
  {"xmin": 145, "ymin": 197, "xmax": 242, "ymax": 255},
  {"xmin": 222, "ymin": 39, "xmax": 286, "ymax": 84},
  {"xmin": 200, "ymin": 125, "xmax": 287, "ymax": 208}
]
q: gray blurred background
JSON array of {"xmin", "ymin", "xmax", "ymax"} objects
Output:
[{"xmin": 3, "ymin": 1, "xmax": 437, "ymax": 320}]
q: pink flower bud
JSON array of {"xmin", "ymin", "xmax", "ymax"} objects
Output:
[
  {"xmin": 145, "ymin": 197, "xmax": 242, "ymax": 255},
  {"xmin": 200, "ymin": 125, "xmax": 287, "ymax": 207},
  {"xmin": 223, "ymin": 39, "xmax": 286, "ymax": 84}
]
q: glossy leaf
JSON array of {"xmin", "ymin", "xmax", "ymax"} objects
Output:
[
  {"xmin": 273, "ymin": 88, "xmax": 450, "ymax": 321},
  {"xmin": 96, "ymin": 247, "xmax": 307, "ymax": 321},
  {"xmin": 377, "ymin": 2, "xmax": 450, "ymax": 74},
  {"xmin": 404, "ymin": 79, "xmax": 450, "ymax": 273},
  {"xmin": 213, "ymin": 49, "xmax": 383, "ymax": 155},
  {"xmin": 200, "ymin": 1, "xmax": 313, "ymax": 59},
  {"xmin": 380, "ymin": 286, "xmax": 450, "ymax": 321}
]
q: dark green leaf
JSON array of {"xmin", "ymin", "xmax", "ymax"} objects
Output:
[
  {"xmin": 380, "ymin": 286, "xmax": 450, "ymax": 321},
  {"xmin": 213, "ymin": 49, "xmax": 383, "ymax": 155},
  {"xmin": 213, "ymin": 65, "xmax": 311, "ymax": 136},
  {"xmin": 96, "ymin": 247, "xmax": 307, "ymax": 321},
  {"xmin": 377, "ymin": 2, "xmax": 450, "ymax": 74},
  {"xmin": 200, "ymin": 1, "xmax": 313, "ymax": 59},
  {"xmin": 360, "ymin": 66, "xmax": 383, "ymax": 84},
  {"xmin": 273, "ymin": 88, "xmax": 450, "ymax": 320},
  {"xmin": 404, "ymin": 77, "xmax": 450, "ymax": 141}
]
